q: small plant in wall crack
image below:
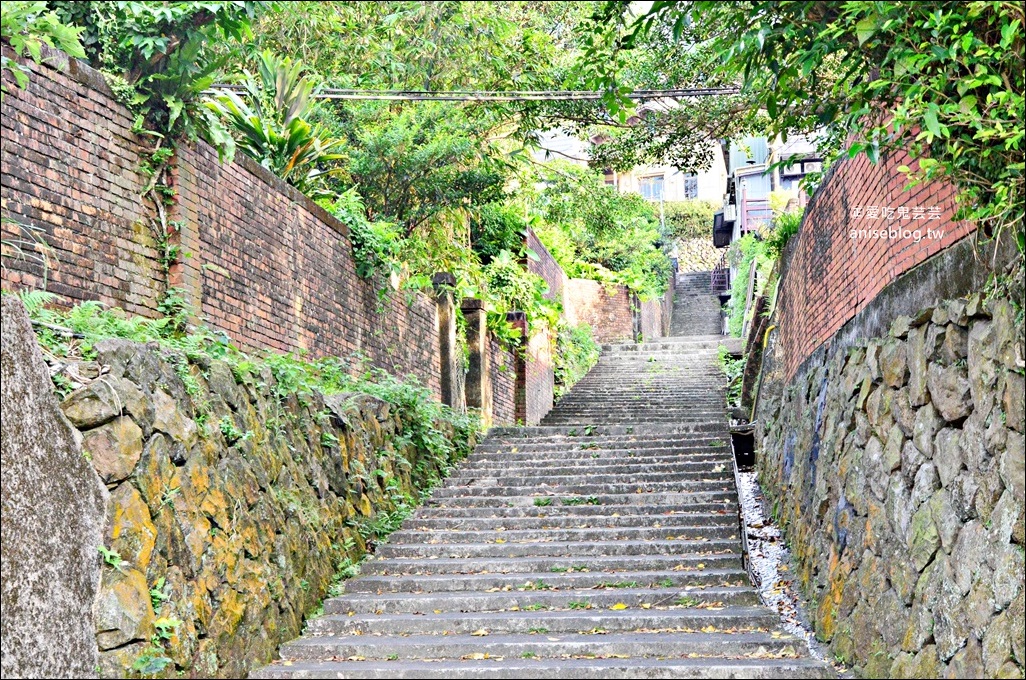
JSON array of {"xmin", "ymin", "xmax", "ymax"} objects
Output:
[
  {"xmin": 139, "ymin": 141, "xmax": 192, "ymax": 333},
  {"xmin": 97, "ymin": 545, "xmax": 126, "ymax": 573}
]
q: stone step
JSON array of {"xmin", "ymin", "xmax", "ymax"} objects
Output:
[
  {"xmin": 458, "ymin": 458, "xmax": 731, "ymax": 472},
  {"xmin": 388, "ymin": 523, "xmax": 739, "ymax": 545},
  {"xmin": 323, "ymin": 586, "xmax": 758, "ymax": 615},
  {"xmin": 256, "ymin": 656, "xmax": 834, "ymax": 679},
  {"xmin": 428, "ymin": 482, "xmax": 734, "ymax": 500},
  {"xmin": 424, "ymin": 491, "xmax": 738, "ymax": 509},
  {"xmin": 448, "ymin": 470, "xmax": 733, "ymax": 487},
  {"xmin": 350, "ymin": 564, "xmax": 746, "ymax": 588},
  {"xmin": 486, "ymin": 425, "xmax": 719, "ymax": 437},
  {"xmin": 476, "ymin": 438, "xmax": 728, "ymax": 452},
  {"xmin": 450, "ymin": 452, "xmax": 732, "ymax": 465},
  {"xmin": 539, "ymin": 419, "xmax": 725, "ymax": 426},
  {"xmin": 357, "ymin": 554, "xmax": 743, "ymax": 578},
  {"xmin": 414, "ymin": 502, "xmax": 738, "ymax": 518},
  {"xmin": 374, "ymin": 538, "xmax": 741, "ymax": 560},
  {"xmin": 304, "ymin": 606, "xmax": 783, "ymax": 637},
  {"xmin": 457, "ymin": 459, "xmax": 732, "ymax": 476},
  {"xmin": 401, "ymin": 513, "xmax": 739, "ymax": 531},
  {"xmin": 279, "ymin": 630, "xmax": 795, "ymax": 662}
]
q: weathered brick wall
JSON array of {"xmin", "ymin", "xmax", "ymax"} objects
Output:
[
  {"xmin": 0, "ymin": 48, "xmax": 161, "ymax": 317},
  {"xmin": 527, "ymin": 228, "xmax": 567, "ymax": 308},
  {"xmin": 564, "ymin": 278, "xmax": 635, "ymax": 344},
  {"xmin": 775, "ymin": 151, "xmax": 975, "ymax": 380},
  {"xmin": 175, "ymin": 142, "xmax": 441, "ymax": 396},
  {"xmin": 638, "ymin": 281, "xmax": 673, "ymax": 340},
  {"xmin": 0, "ymin": 50, "xmax": 564, "ymax": 422},
  {"xmin": 489, "ymin": 337, "xmax": 516, "ymax": 425}
]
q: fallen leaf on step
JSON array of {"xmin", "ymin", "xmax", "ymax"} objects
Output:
[
  {"xmin": 609, "ymin": 602, "xmax": 628, "ymax": 610},
  {"xmin": 471, "ymin": 629, "xmax": 490, "ymax": 636}
]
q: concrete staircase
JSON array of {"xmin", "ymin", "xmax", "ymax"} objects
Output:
[
  {"xmin": 255, "ymin": 271, "xmax": 832, "ymax": 679},
  {"xmin": 671, "ymin": 271, "xmax": 724, "ymax": 337}
]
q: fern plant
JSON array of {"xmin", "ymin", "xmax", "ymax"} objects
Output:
[{"xmin": 206, "ymin": 50, "xmax": 344, "ymax": 195}]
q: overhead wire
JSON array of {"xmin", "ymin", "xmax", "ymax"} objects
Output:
[{"xmin": 203, "ymin": 85, "xmax": 742, "ymax": 102}]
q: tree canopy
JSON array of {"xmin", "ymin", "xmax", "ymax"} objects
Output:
[{"xmin": 586, "ymin": 1, "xmax": 1024, "ymax": 254}]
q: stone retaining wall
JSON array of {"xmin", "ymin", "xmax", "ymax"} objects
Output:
[
  {"xmin": 757, "ymin": 289, "xmax": 1025, "ymax": 677},
  {"xmin": 53, "ymin": 332, "xmax": 472, "ymax": 678}
]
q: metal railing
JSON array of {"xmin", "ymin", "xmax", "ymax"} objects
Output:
[
  {"xmin": 739, "ymin": 195, "xmax": 773, "ymax": 234},
  {"xmin": 711, "ymin": 251, "xmax": 730, "ymax": 293}
]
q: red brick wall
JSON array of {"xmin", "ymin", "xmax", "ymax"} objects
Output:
[
  {"xmin": 1, "ymin": 51, "xmax": 445, "ymax": 396},
  {"xmin": 489, "ymin": 337, "xmax": 516, "ymax": 425},
  {"xmin": 638, "ymin": 281, "xmax": 673, "ymax": 340},
  {"xmin": 775, "ymin": 150, "xmax": 975, "ymax": 381},
  {"xmin": 564, "ymin": 278, "xmax": 635, "ymax": 343},
  {"xmin": 1, "ymin": 49, "xmax": 161, "ymax": 317},
  {"xmin": 527, "ymin": 228, "xmax": 567, "ymax": 308},
  {"xmin": 175, "ymin": 141, "xmax": 441, "ymax": 395}
]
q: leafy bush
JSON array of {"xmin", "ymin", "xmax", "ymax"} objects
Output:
[
  {"xmin": 51, "ymin": 1, "xmax": 264, "ymax": 146},
  {"xmin": 662, "ymin": 200, "xmax": 719, "ymax": 241},
  {"xmin": 554, "ymin": 322, "xmax": 600, "ymax": 399},
  {"xmin": 207, "ymin": 50, "xmax": 344, "ymax": 194},
  {"xmin": 765, "ymin": 210, "xmax": 803, "ymax": 259},
  {"xmin": 470, "ymin": 203, "xmax": 528, "ymax": 264},
  {"xmin": 724, "ymin": 234, "xmax": 772, "ymax": 338},
  {"xmin": 318, "ymin": 188, "xmax": 401, "ymax": 282},
  {"xmin": 530, "ymin": 162, "xmax": 673, "ymax": 300},
  {"xmin": 483, "ymin": 249, "xmax": 561, "ymax": 336},
  {"xmin": 1, "ymin": 1, "xmax": 85, "ymax": 96},
  {"xmin": 717, "ymin": 345, "xmax": 745, "ymax": 409}
]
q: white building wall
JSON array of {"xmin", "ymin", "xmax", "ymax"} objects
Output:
[{"xmin": 534, "ymin": 130, "xmax": 727, "ymax": 204}]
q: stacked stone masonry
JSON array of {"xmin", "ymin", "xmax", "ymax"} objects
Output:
[
  {"xmin": 53, "ymin": 333, "xmax": 471, "ymax": 677},
  {"xmin": 758, "ymin": 293, "xmax": 1025, "ymax": 678}
]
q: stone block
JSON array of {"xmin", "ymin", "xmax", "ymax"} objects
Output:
[
  {"xmin": 934, "ymin": 428, "xmax": 964, "ymax": 488},
  {"xmin": 913, "ymin": 403, "xmax": 942, "ymax": 459},
  {"xmin": 1, "ymin": 298, "xmax": 107, "ymax": 678},
  {"xmin": 927, "ymin": 362, "xmax": 972, "ymax": 422},
  {"xmin": 83, "ymin": 415, "xmax": 144, "ymax": 485},
  {"xmin": 908, "ymin": 502, "xmax": 941, "ymax": 571}
]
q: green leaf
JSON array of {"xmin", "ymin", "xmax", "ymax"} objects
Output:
[
  {"xmin": 856, "ymin": 17, "xmax": 877, "ymax": 45},
  {"xmin": 923, "ymin": 105, "xmax": 942, "ymax": 138}
]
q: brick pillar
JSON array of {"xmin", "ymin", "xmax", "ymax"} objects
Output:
[
  {"xmin": 508, "ymin": 311, "xmax": 528, "ymax": 425},
  {"xmin": 461, "ymin": 298, "xmax": 492, "ymax": 426},
  {"xmin": 432, "ymin": 273, "xmax": 465, "ymax": 412}
]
